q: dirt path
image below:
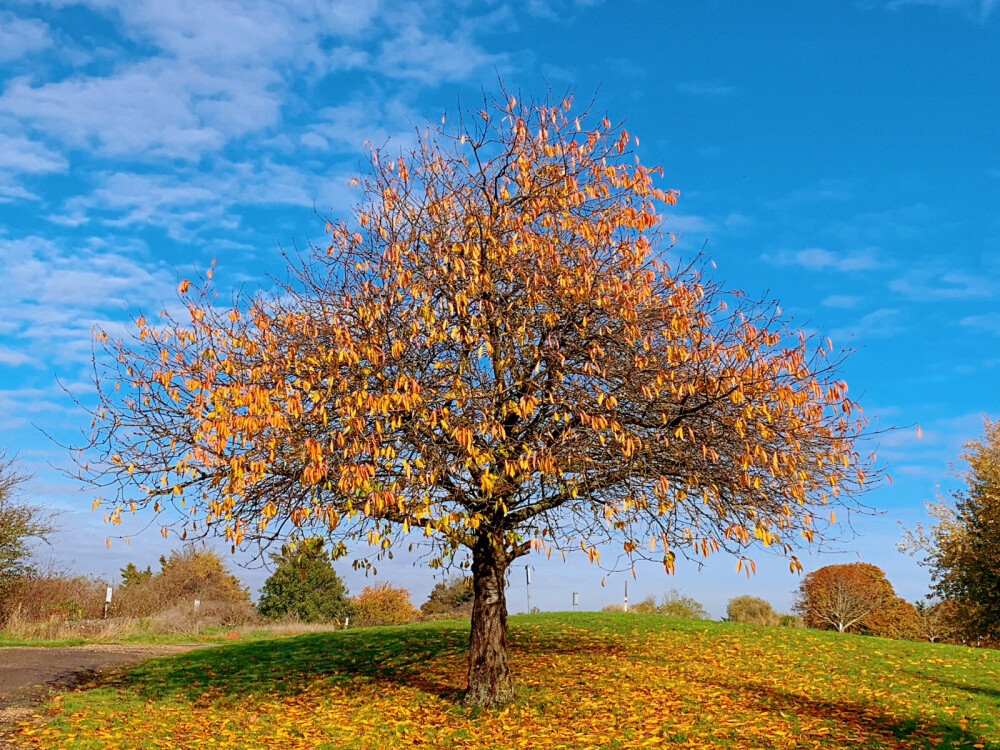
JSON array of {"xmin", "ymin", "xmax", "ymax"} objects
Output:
[{"xmin": 0, "ymin": 644, "xmax": 207, "ymax": 748}]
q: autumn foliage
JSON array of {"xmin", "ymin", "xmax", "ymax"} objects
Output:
[
  {"xmin": 794, "ymin": 562, "xmax": 897, "ymax": 633},
  {"xmin": 350, "ymin": 582, "xmax": 420, "ymax": 627},
  {"xmin": 83, "ymin": 89, "xmax": 874, "ymax": 707}
]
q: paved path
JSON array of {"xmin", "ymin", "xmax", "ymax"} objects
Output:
[{"xmin": 0, "ymin": 644, "xmax": 205, "ymax": 747}]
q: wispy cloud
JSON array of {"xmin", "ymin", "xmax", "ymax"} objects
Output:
[
  {"xmin": 0, "ymin": 11, "xmax": 52, "ymax": 62},
  {"xmin": 878, "ymin": 0, "xmax": 998, "ymax": 22},
  {"xmin": 762, "ymin": 247, "xmax": 885, "ymax": 272},
  {"xmin": 829, "ymin": 307, "xmax": 903, "ymax": 343},
  {"xmin": 889, "ymin": 270, "xmax": 996, "ymax": 300},
  {"xmin": 822, "ymin": 295, "xmax": 861, "ymax": 308},
  {"xmin": 675, "ymin": 81, "xmax": 736, "ymax": 97},
  {"xmin": 960, "ymin": 312, "xmax": 1000, "ymax": 335}
]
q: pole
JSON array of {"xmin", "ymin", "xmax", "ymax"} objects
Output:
[
  {"xmin": 624, "ymin": 580, "xmax": 628, "ymax": 613},
  {"xmin": 572, "ymin": 592, "xmax": 578, "ymax": 610},
  {"xmin": 525, "ymin": 565, "xmax": 531, "ymax": 614},
  {"xmin": 103, "ymin": 586, "xmax": 112, "ymax": 619}
]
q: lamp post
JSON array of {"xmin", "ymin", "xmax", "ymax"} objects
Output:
[{"xmin": 525, "ymin": 565, "xmax": 532, "ymax": 614}]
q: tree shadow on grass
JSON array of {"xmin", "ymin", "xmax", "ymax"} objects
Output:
[
  {"xmin": 700, "ymin": 675, "xmax": 992, "ymax": 750},
  {"xmin": 104, "ymin": 622, "xmax": 472, "ymax": 704}
]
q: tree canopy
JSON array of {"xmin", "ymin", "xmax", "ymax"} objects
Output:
[
  {"xmin": 0, "ymin": 450, "xmax": 53, "ymax": 595},
  {"xmin": 901, "ymin": 417, "xmax": 1000, "ymax": 642},
  {"xmin": 258, "ymin": 537, "xmax": 351, "ymax": 623},
  {"xmin": 82, "ymin": 89, "xmax": 874, "ymax": 707},
  {"xmin": 794, "ymin": 562, "xmax": 895, "ymax": 633}
]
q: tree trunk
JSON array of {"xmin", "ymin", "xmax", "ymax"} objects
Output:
[{"xmin": 464, "ymin": 535, "xmax": 514, "ymax": 708}]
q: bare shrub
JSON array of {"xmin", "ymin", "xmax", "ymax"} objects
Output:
[{"xmin": 0, "ymin": 573, "xmax": 107, "ymax": 627}]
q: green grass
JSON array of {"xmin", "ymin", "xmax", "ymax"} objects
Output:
[{"xmin": 15, "ymin": 613, "xmax": 1000, "ymax": 749}]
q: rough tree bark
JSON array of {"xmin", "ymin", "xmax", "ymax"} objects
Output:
[{"xmin": 465, "ymin": 534, "xmax": 514, "ymax": 708}]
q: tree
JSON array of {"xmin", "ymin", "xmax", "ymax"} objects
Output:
[
  {"xmin": 120, "ymin": 562, "xmax": 153, "ymax": 587},
  {"xmin": 421, "ymin": 575, "xmax": 474, "ymax": 618},
  {"xmin": 727, "ymin": 595, "xmax": 779, "ymax": 626},
  {"xmin": 82, "ymin": 90, "xmax": 874, "ymax": 707},
  {"xmin": 794, "ymin": 562, "xmax": 895, "ymax": 633},
  {"xmin": 258, "ymin": 537, "xmax": 351, "ymax": 622},
  {"xmin": 0, "ymin": 451, "xmax": 54, "ymax": 602},
  {"xmin": 900, "ymin": 418, "xmax": 1000, "ymax": 642}
]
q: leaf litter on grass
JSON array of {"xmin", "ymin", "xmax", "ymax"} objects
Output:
[{"xmin": 16, "ymin": 613, "xmax": 1000, "ymax": 749}]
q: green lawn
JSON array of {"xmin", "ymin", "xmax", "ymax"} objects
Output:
[{"xmin": 15, "ymin": 613, "xmax": 1000, "ymax": 749}]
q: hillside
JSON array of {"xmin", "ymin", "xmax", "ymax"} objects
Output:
[{"xmin": 16, "ymin": 613, "xmax": 1000, "ymax": 749}]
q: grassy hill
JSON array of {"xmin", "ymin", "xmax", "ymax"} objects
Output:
[{"xmin": 16, "ymin": 613, "xmax": 1000, "ymax": 749}]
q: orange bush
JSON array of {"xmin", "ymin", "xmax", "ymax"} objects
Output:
[{"xmin": 351, "ymin": 583, "xmax": 419, "ymax": 627}]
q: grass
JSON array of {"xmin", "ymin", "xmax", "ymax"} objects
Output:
[
  {"xmin": 0, "ymin": 621, "xmax": 344, "ymax": 648},
  {"xmin": 14, "ymin": 612, "xmax": 1000, "ymax": 749}
]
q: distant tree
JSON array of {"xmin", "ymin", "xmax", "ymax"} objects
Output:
[
  {"xmin": 421, "ymin": 576, "xmax": 474, "ymax": 618},
  {"xmin": 258, "ymin": 538, "xmax": 351, "ymax": 622},
  {"xmin": 912, "ymin": 600, "xmax": 961, "ymax": 644},
  {"xmin": 630, "ymin": 594, "xmax": 658, "ymax": 614},
  {"xmin": 900, "ymin": 418, "xmax": 1000, "ymax": 642},
  {"xmin": 794, "ymin": 562, "xmax": 895, "ymax": 633},
  {"xmin": 656, "ymin": 589, "xmax": 708, "ymax": 619},
  {"xmin": 82, "ymin": 89, "xmax": 876, "ymax": 707},
  {"xmin": 119, "ymin": 562, "xmax": 153, "ymax": 588},
  {"xmin": 865, "ymin": 596, "xmax": 920, "ymax": 640},
  {"xmin": 727, "ymin": 595, "xmax": 779, "ymax": 626},
  {"xmin": 600, "ymin": 603, "xmax": 625, "ymax": 612},
  {"xmin": 351, "ymin": 583, "xmax": 420, "ymax": 626},
  {"xmin": 0, "ymin": 451, "xmax": 54, "ymax": 606}
]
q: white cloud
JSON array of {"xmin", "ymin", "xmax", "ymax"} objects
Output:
[
  {"xmin": 960, "ymin": 312, "xmax": 1000, "ymax": 335},
  {"xmin": 0, "ymin": 12, "xmax": 52, "ymax": 62},
  {"xmin": 0, "ymin": 133, "xmax": 68, "ymax": 174}
]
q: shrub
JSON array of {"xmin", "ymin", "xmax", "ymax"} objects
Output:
[
  {"xmin": 600, "ymin": 602, "xmax": 625, "ymax": 612},
  {"xmin": 656, "ymin": 589, "xmax": 708, "ymax": 619},
  {"xmin": 351, "ymin": 583, "xmax": 420, "ymax": 626},
  {"xmin": 0, "ymin": 573, "xmax": 107, "ymax": 626},
  {"xmin": 420, "ymin": 575, "xmax": 474, "ymax": 618},
  {"xmin": 727, "ymin": 595, "xmax": 780, "ymax": 626},
  {"xmin": 114, "ymin": 546, "xmax": 253, "ymax": 625}
]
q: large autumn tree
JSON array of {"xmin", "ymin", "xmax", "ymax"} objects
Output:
[
  {"xmin": 901, "ymin": 417, "xmax": 1000, "ymax": 641},
  {"xmin": 83, "ymin": 91, "xmax": 873, "ymax": 707},
  {"xmin": 793, "ymin": 562, "xmax": 896, "ymax": 633}
]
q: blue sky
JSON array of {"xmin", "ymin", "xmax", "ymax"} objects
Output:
[{"xmin": 1, "ymin": 0, "xmax": 998, "ymax": 617}]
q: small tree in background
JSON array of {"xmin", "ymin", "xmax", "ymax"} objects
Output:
[
  {"xmin": 0, "ymin": 451, "xmax": 55, "ymax": 612},
  {"xmin": 421, "ymin": 576, "xmax": 474, "ymax": 618},
  {"xmin": 913, "ymin": 600, "xmax": 961, "ymax": 643},
  {"xmin": 656, "ymin": 589, "xmax": 708, "ymax": 619},
  {"xmin": 727, "ymin": 595, "xmax": 779, "ymax": 626},
  {"xmin": 351, "ymin": 583, "xmax": 420, "ymax": 626},
  {"xmin": 258, "ymin": 538, "xmax": 351, "ymax": 623},
  {"xmin": 119, "ymin": 562, "xmax": 152, "ymax": 588},
  {"xmin": 794, "ymin": 562, "xmax": 895, "ymax": 633}
]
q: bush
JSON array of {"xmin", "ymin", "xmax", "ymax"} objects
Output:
[
  {"xmin": 351, "ymin": 583, "xmax": 420, "ymax": 626},
  {"xmin": 114, "ymin": 546, "xmax": 253, "ymax": 625},
  {"xmin": 258, "ymin": 539, "xmax": 351, "ymax": 623},
  {"xmin": 656, "ymin": 589, "xmax": 708, "ymax": 619},
  {"xmin": 600, "ymin": 602, "xmax": 625, "ymax": 612},
  {"xmin": 0, "ymin": 573, "xmax": 107, "ymax": 626},
  {"xmin": 420, "ymin": 575, "xmax": 474, "ymax": 618},
  {"xmin": 727, "ymin": 595, "xmax": 780, "ymax": 626}
]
